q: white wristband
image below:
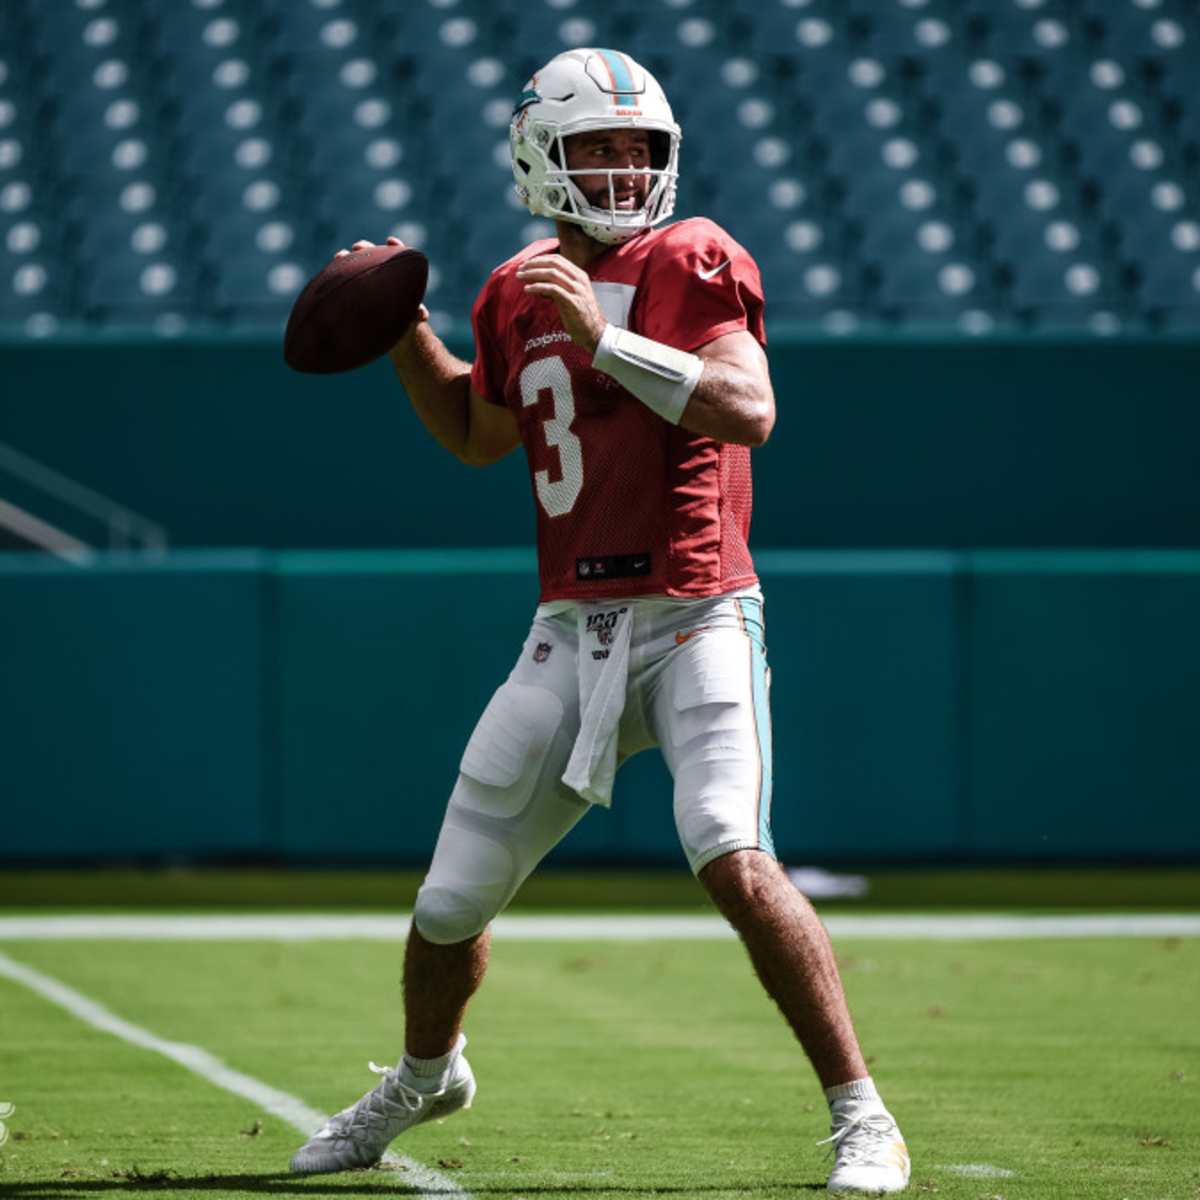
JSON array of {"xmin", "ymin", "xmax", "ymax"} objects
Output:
[{"xmin": 591, "ymin": 323, "xmax": 703, "ymax": 426}]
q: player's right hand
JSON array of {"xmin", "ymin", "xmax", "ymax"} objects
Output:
[
  {"xmin": 334, "ymin": 237, "xmax": 430, "ymax": 328},
  {"xmin": 335, "ymin": 236, "xmax": 404, "ymax": 258}
]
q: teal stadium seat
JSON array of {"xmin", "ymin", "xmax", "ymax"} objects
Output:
[
  {"xmin": 1081, "ymin": 0, "xmax": 1196, "ymax": 56},
  {"xmin": 504, "ymin": 0, "xmax": 624, "ymax": 58},
  {"xmin": 0, "ymin": 249, "xmax": 66, "ymax": 321},
  {"xmin": 964, "ymin": 0, "xmax": 1078, "ymax": 60},
  {"xmin": 262, "ymin": 3, "xmax": 366, "ymax": 58},
  {"xmin": 745, "ymin": 0, "xmax": 844, "ymax": 58},
  {"xmin": 991, "ymin": 214, "xmax": 1107, "ymax": 287},
  {"xmin": 1004, "ymin": 248, "xmax": 1120, "ymax": 320},
  {"xmin": 852, "ymin": 1, "xmax": 963, "ymax": 59},
  {"xmin": 78, "ymin": 207, "xmax": 189, "ymax": 266},
  {"xmin": 82, "ymin": 251, "xmax": 198, "ymax": 319},
  {"xmin": 1137, "ymin": 257, "xmax": 1200, "ymax": 329},
  {"xmin": 214, "ymin": 251, "xmax": 305, "ymax": 323},
  {"xmin": 204, "ymin": 211, "xmax": 314, "ymax": 270},
  {"xmin": 317, "ymin": 162, "xmax": 432, "ymax": 242},
  {"xmin": 362, "ymin": 0, "xmax": 502, "ymax": 51},
  {"xmin": 875, "ymin": 251, "xmax": 993, "ymax": 324},
  {"xmin": 0, "ymin": 0, "xmax": 1198, "ymax": 334}
]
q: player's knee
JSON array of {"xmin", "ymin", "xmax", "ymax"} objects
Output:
[
  {"xmin": 413, "ymin": 818, "xmax": 516, "ymax": 943},
  {"xmin": 673, "ymin": 748, "xmax": 761, "ymax": 861},
  {"xmin": 701, "ymin": 846, "xmax": 774, "ymax": 894},
  {"xmin": 414, "ymin": 681, "xmax": 571, "ymax": 947},
  {"xmin": 412, "ymin": 883, "xmax": 491, "ymax": 945}
]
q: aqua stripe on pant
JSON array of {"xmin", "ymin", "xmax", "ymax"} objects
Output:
[{"xmin": 738, "ymin": 597, "xmax": 775, "ymax": 856}]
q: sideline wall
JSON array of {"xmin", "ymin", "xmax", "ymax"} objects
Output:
[
  {"xmin": 1, "ymin": 336, "xmax": 1198, "ymax": 549},
  {"xmin": 3, "ymin": 549, "xmax": 1197, "ymax": 865}
]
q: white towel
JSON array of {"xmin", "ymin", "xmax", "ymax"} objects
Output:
[{"xmin": 561, "ymin": 602, "xmax": 633, "ymax": 806}]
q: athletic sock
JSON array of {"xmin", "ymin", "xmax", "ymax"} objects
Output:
[
  {"xmin": 400, "ymin": 1046, "xmax": 457, "ymax": 1092},
  {"xmin": 824, "ymin": 1077, "xmax": 881, "ymax": 1108}
]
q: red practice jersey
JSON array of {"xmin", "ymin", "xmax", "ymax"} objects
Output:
[{"xmin": 470, "ymin": 217, "xmax": 766, "ymax": 602}]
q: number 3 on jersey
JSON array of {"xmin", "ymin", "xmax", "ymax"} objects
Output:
[{"xmin": 519, "ymin": 355, "xmax": 583, "ymax": 518}]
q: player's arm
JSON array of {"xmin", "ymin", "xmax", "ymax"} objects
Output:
[
  {"xmin": 683, "ymin": 330, "xmax": 774, "ymax": 446},
  {"xmin": 340, "ymin": 238, "xmax": 519, "ymax": 467},
  {"xmin": 517, "ymin": 255, "xmax": 774, "ymax": 447},
  {"xmin": 389, "ymin": 313, "xmax": 520, "ymax": 467}
]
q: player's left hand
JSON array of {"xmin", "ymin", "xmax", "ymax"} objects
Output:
[{"xmin": 516, "ymin": 255, "xmax": 606, "ymax": 354}]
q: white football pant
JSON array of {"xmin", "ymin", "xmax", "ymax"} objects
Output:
[{"xmin": 413, "ymin": 589, "xmax": 774, "ymax": 944}]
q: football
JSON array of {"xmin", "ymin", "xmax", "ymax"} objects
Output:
[{"xmin": 283, "ymin": 244, "xmax": 429, "ymax": 374}]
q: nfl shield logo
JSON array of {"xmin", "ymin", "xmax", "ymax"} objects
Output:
[{"xmin": 533, "ymin": 642, "xmax": 553, "ymax": 663}]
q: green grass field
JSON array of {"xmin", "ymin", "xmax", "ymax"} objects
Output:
[
  {"xmin": 2, "ymin": 915, "xmax": 1197, "ymax": 1199},
  {"xmin": 1, "ymin": 866, "xmax": 1198, "ymax": 911}
]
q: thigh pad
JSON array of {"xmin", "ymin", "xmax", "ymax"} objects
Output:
[{"xmin": 458, "ymin": 681, "xmax": 566, "ymax": 818}]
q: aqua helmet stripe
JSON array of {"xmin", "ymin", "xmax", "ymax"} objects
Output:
[{"xmin": 596, "ymin": 48, "xmax": 637, "ymax": 106}]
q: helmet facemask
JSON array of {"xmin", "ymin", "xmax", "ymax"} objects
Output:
[{"xmin": 522, "ymin": 122, "xmax": 679, "ymax": 245}]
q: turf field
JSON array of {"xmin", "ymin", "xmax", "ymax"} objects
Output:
[
  {"xmin": 2, "ymin": 905, "xmax": 1197, "ymax": 1199},
  {"xmin": 2, "ymin": 865, "xmax": 1199, "ymax": 911}
]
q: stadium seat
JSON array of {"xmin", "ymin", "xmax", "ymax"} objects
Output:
[
  {"xmin": 856, "ymin": 3, "xmax": 962, "ymax": 58},
  {"xmin": 76, "ymin": 210, "xmax": 190, "ymax": 266},
  {"xmin": 875, "ymin": 251, "xmax": 992, "ymax": 321},
  {"xmin": 1100, "ymin": 167, "xmax": 1187, "ymax": 218},
  {"xmin": 81, "ymin": 252, "xmax": 198, "ymax": 319},
  {"xmin": 1082, "ymin": 0, "xmax": 1196, "ymax": 57},
  {"xmin": 204, "ymin": 210, "xmax": 315, "ymax": 266},
  {"xmin": 214, "ymin": 253, "xmax": 304, "ymax": 322},
  {"xmin": 29, "ymin": 9, "xmax": 144, "ymax": 72},
  {"xmin": 621, "ymin": 7, "xmax": 723, "ymax": 61},
  {"xmin": 509, "ymin": 1, "xmax": 625, "ymax": 55},
  {"xmin": 760, "ymin": 243, "xmax": 861, "ymax": 324},
  {"xmin": 1134, "ymin": 252, "xmax": 1200, "ymax": 315},
  {"xmin": 0, "ymin": 0, "xmax": 1197, "ymax": 335},
  {"xmin": 858, "ymin": 207, "xmax": 976, "ymax": 271},
  {"xmin": 1, "ymin": 212, "xmax": 45, "ymax": 267},
  {"xmin": 744, "ymin": 0, "xmax": 846, "ymax": 57},
  {"xmin": 1003, "ymin": 251, "xmax": 1119, "ymax": 319},
  {"xmin": 0, "ymin": 255, "xmax": 67, "ymax": 318},
  {"xmin": 1151, "ymin": 52, "xmax": 1200, "ymax": 113}
]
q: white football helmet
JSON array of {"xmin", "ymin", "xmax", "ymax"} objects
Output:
[{"xmin": 510, "ymin": 49, "xmax": 681, "ymax": 245}]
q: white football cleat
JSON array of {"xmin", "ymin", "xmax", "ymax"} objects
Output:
[
  {"xmin": 290, "ymin": 1034, "xmax": 475, "ymax": 1175},
  {"xmin": 820, "ymin": 1100, "xmax": 911, "ymax": 1194}
]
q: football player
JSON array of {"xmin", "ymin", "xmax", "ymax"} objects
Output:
[{"xmin": 290, "ymin": 48, "xmax": 909, "ymax": 1194}]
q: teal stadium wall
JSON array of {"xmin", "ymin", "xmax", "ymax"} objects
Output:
[
  {"xmin": 1, "ymin": 336, "xmax": 1198, "ymax": 864},
  {"xmin": 0, "ymin": 335, "xmax": 1198, "ymax": 549},
  {"xmin": 2, "ymin": 547, "xmax": 1198, "ymax": 865}
]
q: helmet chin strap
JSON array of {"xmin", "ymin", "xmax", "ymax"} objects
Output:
[
  {"xmin": 578, "ymin": 217, "xmax": 647, "ymax": 246},
  {"xmin": 563, "ymin": 174, "xmax": 654, "ymax": 245}
]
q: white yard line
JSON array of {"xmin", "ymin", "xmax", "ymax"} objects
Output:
[
  {"xmin": 0, "ymin": 949, "xmax": 469, "ymax": 1196},
  {"xmin": 825, "ymin": 913, "xmax": 1200, "ymax": 939},
  {"xmin": 0, "ymin": 912, "xmax": 1197, "ymax": 940},
  {"xmin": 940, "ymin": 1163, "xmax": 1017, "ymax": 1178}
]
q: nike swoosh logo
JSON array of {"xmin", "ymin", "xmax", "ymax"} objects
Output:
[
  {"xmin": 698, "ymin": 258, "xmax": 731, "ymax": 281},
  {"xmin": 674, "ymin": 625, "xmax": 712, "ymax": 646}
]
